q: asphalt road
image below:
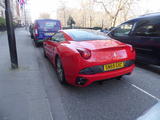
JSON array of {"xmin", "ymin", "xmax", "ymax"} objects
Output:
[
  {"xmin": 39, "ymin": 52, "xmax": 159, "ymax": 120},
  {"xmin": 32, "ymin": 32, "xmax": 160, "ymax": 120},
  {"xmin": 3, "ymin": 29, "xmax": 160, "ymax": 120}
]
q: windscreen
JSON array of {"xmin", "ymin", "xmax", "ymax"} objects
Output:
[{"xmin": 67, "ymin": 30, "xmax": 109, "ymax": 41}]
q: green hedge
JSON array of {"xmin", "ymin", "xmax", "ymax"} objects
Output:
[{"xmin": 0, "ymin": 17, "xmax": 6, "ymax": 26}]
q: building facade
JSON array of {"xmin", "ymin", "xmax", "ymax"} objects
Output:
[
  {"xmin": 10, "ymin": 0, "xmax": 22, "ymax": 24},
  {"xmin": 0, "ymin": 0, "xmax": 31, "ymax": 25},
  {"xmin": 0, "ymin": 0, "xmax": 5, "ymax": 18},
  {"xmin": 11, "ymin": 0, "xmax": 31, "ymax": 25}
]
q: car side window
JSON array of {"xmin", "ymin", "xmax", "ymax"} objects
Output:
[
  {"xmin": 134, "ymin": 18, "xmax": 160, "ymax": 37},
  {"xmin": 113, "ymin": 22, "xmax": 134, "ymax": 37},
  {"xmin": 52, "ymin": 33, "xmax": 66, "ymax": 42}
]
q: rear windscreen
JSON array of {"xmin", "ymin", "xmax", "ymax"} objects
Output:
[
  {"xmin": 66, "ymin": 30, "xmax": 109, "ymax": 41},
  {"xmin": 38, "ymin": 20, "xmax": 61, "ymax": 31}
]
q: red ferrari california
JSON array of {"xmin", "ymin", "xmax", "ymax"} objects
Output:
[{"xmin": 43, "ymin": 29, "xmax": 135, "ymax": 87}]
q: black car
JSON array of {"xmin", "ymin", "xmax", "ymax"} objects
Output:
[{"xmin": 108, "ymin": 13, "xmax": 160, "ymax": 65}]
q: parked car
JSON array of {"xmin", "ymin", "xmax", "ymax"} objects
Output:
[
  {"xmin": 101, "ymin": 29, "xmax": 109, "ymax": 34},
  {"xmin": 108, "ymin": 13, "xmax": 160, "ymax": 65},
  {"xmin": 43, "ymin": 29, "xmax": 135, "ymax": 87},
  {"xmin": 33, "ymin": 19, "xmax": 61, "ymax": 46}
]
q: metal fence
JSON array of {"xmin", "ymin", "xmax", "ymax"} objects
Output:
[
  {"xmin": 0, "ymin": 26, "xmax": 6, "ymax": 31},
  {"xmin": 0, "ymin": 24, "xmax": 23, "ymax": 31}
]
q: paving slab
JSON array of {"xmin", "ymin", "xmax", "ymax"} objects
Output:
[{"xmin": 0, "ymin": 28, "xmax": 53, "ymax": 120}]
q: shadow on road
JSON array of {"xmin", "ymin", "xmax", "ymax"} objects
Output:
[
  {"xmin": 62, "ymin": 78, "xmax": 126, "ymax": 91},
  {"xmin": 40, "ymin": 48, "xmax": 157, "ymax": 120},
  {"xmin": 136, "ymin": 62, "xmax": 160, "ymax": 75}
]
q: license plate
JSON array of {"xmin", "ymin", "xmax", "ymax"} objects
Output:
[
  {"xmin": 104, "ymin": 62, "xmax": 124, "ymax": 71},
  {"xmin": 45, "ymin": 33, "xmax": 55, "ymax": 36}
]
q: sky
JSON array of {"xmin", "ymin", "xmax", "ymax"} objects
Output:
[
  {"xmin": 139, "ymin": 0, "xmax": 160, "ymax": 13},
  {"xmin": 29, "ymin": 0, "xmax": 82, "ymax": 21},
  {"xmin": 29, "ymin": 0, "xmax": 160, "ymax": 21}
]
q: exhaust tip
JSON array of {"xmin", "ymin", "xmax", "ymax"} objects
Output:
[{"xmin": 76, "ymin": 77, "xmax": 88, "ymax": 85}]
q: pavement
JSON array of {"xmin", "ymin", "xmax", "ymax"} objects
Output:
[
  {"xmin": 0, "ymin": 28, "xmax": 53, "ymax": 120},
  {"xmin": 0, "ymin": 28, "xmax": 160, "ymax": 120}
]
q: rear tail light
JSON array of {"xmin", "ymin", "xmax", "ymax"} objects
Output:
[
  {"xmin": 34, "ymin": 24, "xmax": 39, "ymax": 36},
  {"xmin": 35, "ymin": 29, "xmax": 38, "ymax": 36},
  {"xmin": 128, "ymin": 44, "xmax": 135, "ymax": 52},
  {"xmin": 77, "ymin": 48, "xmax": 91, "ymax": 59},
  {"xmin": 132, "ymin": 47, "xmax": 135, "ymax": 52}
]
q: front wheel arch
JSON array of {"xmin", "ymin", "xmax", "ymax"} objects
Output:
[{"xmin": 55, "ymin": 54, "xmax": 59, "ymax": 66}]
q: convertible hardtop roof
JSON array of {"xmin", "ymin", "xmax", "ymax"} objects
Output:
[
  {"xmin": 61, "ymin": 29, "xmax": 109, "ymax": 41},
  {"xmin": 61, "ymin": 29, "xmax": 107, "ymax": 36},
  {"xmin": 62, "ymin": 29, "xmax": 95, "ymax": 32}
]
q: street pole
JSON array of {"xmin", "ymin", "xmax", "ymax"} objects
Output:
[
  {"xmin": 5, "ymin": 0, "xmax": 18, "ymax": 69},
  {"xmin": 24, "ymin": 4, "xmax": 27, "ymax": 30}
]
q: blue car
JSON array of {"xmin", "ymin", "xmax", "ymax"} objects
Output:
[{"xmin": 33, "ymin": 19, "xmax": 61, "ymax": 46}]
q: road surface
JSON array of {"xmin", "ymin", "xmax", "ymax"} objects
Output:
[{"xmin": 1, "ymin": 28, "xmax": 160, "ymax": 120}]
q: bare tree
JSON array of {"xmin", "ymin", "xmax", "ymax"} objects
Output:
[
  {"xmin": 39, "ymin": 13, "xmax": 50, "ymax": 19},
  {"xmin": 56, "ymin": 0, "xmax": 140, "ymax": 28},
  {"xmin": 58, "ymin": 0, "xmax": 67, "ymax": 26},
  {"xmin": 93, "ymin": 0, "xmax": 137, "ymax": 27},
  {"xmin": 80, "ymin": 0, "xmax": 95, "ymax": 27}
]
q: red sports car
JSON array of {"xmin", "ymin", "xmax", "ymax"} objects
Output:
[{"xmin": 43, "ymin": 29, "xmax": 135, "ymax": 87}]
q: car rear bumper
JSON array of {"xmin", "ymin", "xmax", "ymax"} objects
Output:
[
  {"xmin": 67, "ymin": 64, "xmax": 135, "ymax": 87},
  {"xmin": 34, "ymin": 31, "xmax": 57, "ymax": 42},
  {"xmin": 79, "ymin": 60, "xmax": 134, "ymax": 75}
]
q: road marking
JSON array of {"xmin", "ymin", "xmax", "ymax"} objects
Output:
[{"xmin": 131, "ymin": 83, "xmax": 160, "ymax": 101}]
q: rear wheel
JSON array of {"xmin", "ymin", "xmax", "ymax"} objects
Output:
[
  {"xmin": 31, "ymin": 34, "xmax": 34, "ymax": 39},
  {"xmin": 43, "ymin": 47, "xmax": 47, "ymax": 58},
  {"xmin": 34, "ymin": 40, "xmax": 39, "ymax": 47},
  {"xmin": 56, "ymin": 57, "xmax": 66, "ymax": 84}
]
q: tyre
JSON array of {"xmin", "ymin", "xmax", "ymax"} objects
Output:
[
  {"xmin": 34, "ymin": 41, "xmax": 39, "ymax": 47},
  {"xmin": 31, "ymin": 34, "xmax": 34, "ymax": 39},
  {"xmin": 43, "ymin": 47, "xmax": 47, "ymax": 58},
  {"xmin": 56, "ymin": 57, "xmax": 66, "ymax": 84},
  {"xmin": 33, "ymin": 38, "xmax": 39, "ymax": 47}
]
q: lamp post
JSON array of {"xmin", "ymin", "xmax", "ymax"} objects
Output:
[
  {"xmin": 24, "ymin": 4, "xmax": 27, "ymax": 30},
  {"xmin": 5, "ymin": 0, "xmax": 18, "ymax": 69}
]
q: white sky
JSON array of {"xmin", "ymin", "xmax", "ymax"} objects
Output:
[
  {"xmin": 29, "ymin": 0, "xmax": 82, "ymax": 21},
  {"xmin": 29, "ymin": 0, "xmax": 160, "ymax": 21},
  {"xmin": 139, "ymin": 0, "xmax": 160, "ymax": 12}
]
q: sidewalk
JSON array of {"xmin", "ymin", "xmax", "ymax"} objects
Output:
[{"xmin": 0, "ymin": 28, "xmax": 53, "ymax": 120}]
